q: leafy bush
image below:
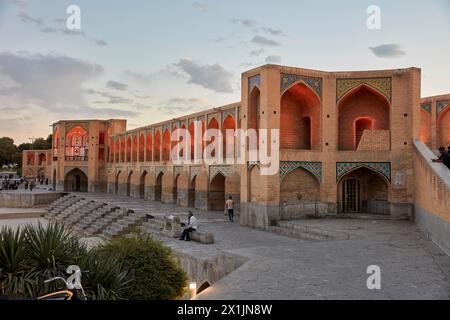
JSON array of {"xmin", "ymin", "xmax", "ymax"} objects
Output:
[
  {"xmin": 96, "ymin": 233, "xmax": 187, "ymax": 300},
  {"xmin": 0, "ymin": 223, "xmax": 129, "ymax": 300}
]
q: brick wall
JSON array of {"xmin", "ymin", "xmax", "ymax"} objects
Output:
[{"xmin": 357, "ymin": 130, "xmax": 391, "ymax": 151}]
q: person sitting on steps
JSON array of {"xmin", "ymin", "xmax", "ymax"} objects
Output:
[
  {"xmin": 179, "ymin": 211, "xmax": 198, "ymax": 242},
  {"xmin": 432, "ymin": 146, "xmax": 450, "ymax": 170}
]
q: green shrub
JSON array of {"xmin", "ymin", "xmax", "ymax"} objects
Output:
[
  {"xmin": 0, "ymin": 223, "xmax": 129, "ymax": 300},
  {"xmin": 96, "ymin": 233, "xmax": 187, "ymax": 300}
]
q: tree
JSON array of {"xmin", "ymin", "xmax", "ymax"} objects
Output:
[
  {"xmin": 32, "ymin": 138, "xmax": 51, "ymax": 150},
  {"xmin": 0, "ymin": 137, "xmax": 18, "ymax": 166}
]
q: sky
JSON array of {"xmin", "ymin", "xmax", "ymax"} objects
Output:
[{"xmin": 0, "ymin": 0, "xmax": 449, "ymax": 144}]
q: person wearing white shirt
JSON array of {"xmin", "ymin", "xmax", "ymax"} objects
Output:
[{"xmin": 179, "ymin": 211, "xmax": 198, "ymax": 241}]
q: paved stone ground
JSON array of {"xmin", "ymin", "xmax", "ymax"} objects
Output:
[{"xmin": 1, "ymin": 193, "xmax": 449, "ymax": 300}]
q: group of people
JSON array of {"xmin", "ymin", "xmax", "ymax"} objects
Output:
[
  {"xmin": 0, "ymin": 178, "xmax": 23, "ymax": 191},
  {"xmin": 432, "ymin": 146, "xmax": 450, "ymax": 169},
  {"xmin": 179, "ymin": 196, "xmax": 236, "ymax": 242}
]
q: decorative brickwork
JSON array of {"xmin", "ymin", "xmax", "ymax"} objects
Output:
[
  {"xmin": 249, "ymin": 74, "xmax": 261, "ymax": 91},
  {"xmin": 337, "ymin": 78, "xmax": 391, "ymax": 102},
  {"xmin": 437, "ymin": 100, "xmax": 450, "ymax": 116},
  {"xmin": 280, "ymin": 161, "xmax": 322, "ymax": 183},
  {"xmin": 209, "ymin": 165, "xmax": 232, "ymax": 182},
  {"xmin": 281, "ymin": 73, "xmax": 322, "ymax": 98},
  {"xmin": 336, "ymin": 162, "xmax": 391, "ymax": 182}
]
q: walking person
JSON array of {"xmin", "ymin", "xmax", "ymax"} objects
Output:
[
  {"xmin": 179, "ymin": 211, "xmax": 198, "ymax": 242},
  {"xmin": 225, "ymin": 196, "xmax": 235, "ymax": 222},
  {"xmin": 29, "ymin": 180, "xmax": 36, "ymax": 192}
]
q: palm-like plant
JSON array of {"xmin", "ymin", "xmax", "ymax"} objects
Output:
[{"xmin": 0, "ymin": 227, "xmax": 35, "ymax": 297}]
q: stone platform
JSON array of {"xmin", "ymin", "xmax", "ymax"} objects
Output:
[{"xmin": 0, "ymin": 190, "xmax": 65, "ymax": 208}]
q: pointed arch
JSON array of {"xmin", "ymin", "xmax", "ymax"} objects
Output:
[
  {"xmin": 222, "ymin": 114, "xmax": 236, "ymax": 160},
  {"xmin": 162, "ymin": 129, "xmax": 171, "ymax": 161},
  {"xmin": 126, "ymin": 136, "xmax": 132, "ymax": 163},
  {"xmin": 132, "ymin": 135, "xmax": 138, "ymax": 163},
  {"xmin": 139, "ymin": 134, "xmax": 145, "ymax": 162},
  {"xmin": 154, "ymin": 130, "xmax": 161, "ymax": 162},
  {"xmin": 146, "ymin": 132, "xmax": 153, "ymax": 162},
  {"xmin": 280, "ymin": 82, "xmax": 321, "ymax": 150},
  {"xmin": 338, "ymin": 85, "xmax": 390, "ymax": 151}
]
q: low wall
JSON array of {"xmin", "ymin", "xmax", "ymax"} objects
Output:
[
  {"xmin": 173, "ymin": 250, "xmax": 247, "ymax": 296},
  {"xmin": 0, "ymin": 192, "xmax": 65, "ymax": 208},
  {"xmin": 413, "ymin": 140, "xmax": 450, "ymax": 255}
]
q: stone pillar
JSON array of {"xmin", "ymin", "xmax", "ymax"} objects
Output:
[
  {"xmin": 177, "ymin": 172, "xmax": 189, "ymax": 207},
  {"xmin": 162, "ymin": 172, "xmax": 175, "ymax": 204},
  {"xmin": 195, "ymin": 171, "xmax": 208, "ymax": 210}
]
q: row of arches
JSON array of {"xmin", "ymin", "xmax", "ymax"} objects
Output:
[
  {"xmin": 420, "ymin": 107, "xmax": 450, "ymax": 148},
  {"xmin": 26, "ymin": 153, "xmax": 48, "ymax": 166},
  {"xmin": 113, "ymin": 170, "xmax": 233, "ymax": 212},
  {"xmin": 110, "ymin": 115, "xmax": 237, "ymax": 164},
  {"xmin": 249, "ymin": 82, "xmax": 391, "ymax": 152}
]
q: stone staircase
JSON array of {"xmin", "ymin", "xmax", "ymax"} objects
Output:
[
  {"xmin": 45, "ymin": 194, "xmax": 150, "ymax": 240},
  {"xmin": 268, "ymin": 220, "xmax": 350, "ymax": 241}
]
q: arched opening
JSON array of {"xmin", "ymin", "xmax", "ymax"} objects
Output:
[
  {"xmin": 126, "ymin": 171, "xmax": 133, "ymax": 197},
  {"xmin": 65, "ymin": 126, "xmax": 89, "ymax": 160},
  {"xmin": 162, "ymin": 129, "xmax": 171, "ymax": 162},
  {"xmin": 280, "ymin": 83, "xmax": 321, "ymax": 150},
  {"xmin": 38, "ymin": 153, "xmax": 46, "ymax": 166},
  {"xmin": 155, "ymin": 172, "xmax": 163, "ymax": 202},
  {"xmin": 154, "ymin": 131, "xmax": 161, "ymax": 161},
  {"xmin": 249, "ymin": 87, "xmax": 260, "ymax": 135},
  {"xmin": 437, "ymin": 108, "xmax": 450, "ymax": 148},
  {"xmin": 120, "ymin": 138, "xmax": 125, "ymax": 163},
  {"xmin": 173, "ymin": 174, "xmax": 180, "ymax": 204},
  {"xmin": 64, "ymin": 168, "xmax": 88, "ymax": 192},
  {"xmin": 109, "ymin": 138, "xmax": 114, "ymax": 163},
  {"xmin": 52, "ymin": 169, "xmax": 57, "ymax": 190},
  {"xmin": 338, "ymin": 85, "xmax": 390, "ymax": 151},
  {"xmin": 222, "ymin": 115, "xmax": 236, "ymax": 161},
  {"xmin": 280, "ymin": 167, "xmax": 320, "ymax": 218},
  {"xmin": 188, "ymin": 176, "xmax": 196, "ymax": 207},
  {"xmin": 126, "ymin": 136, "xmax": 132, "ymax": 163},
  {"xmin": 139, "ymin": 134, "xmax": 145, "ymax": 162},
  {"xmin": 115, "ymin": 171, "xmax": 121, "ymax": 195},
  {"xmin": 197, "ymin": 281, "xmax": 211, "ymax": 295},
  {"xmin": 207, "ymin": 118, "xmax": 219, "ymax": 158},
  {"xmin": 132, "ymin": 136, "xmax": 138, "ymax": 163},
  {"xmin": 115, "ymin": 139, "xmax": 120, "ymax": 163},
  {"xmin": 146, "ymin": 133, "xmax": 153, "ymax": 162},
  {"xmin": 53, "ymin": 128, "xmax": 59, "ymax": 158},
  {"xmin": 420, "ymin": 109, "xmax": 432, "ymax": 147},
  {"xmin": 140, "ymin": 171, "xmax": 147, "ymax": 199},
  {"xmin": 27, "ymin": 153, "xmax": 35, "ymax": 166},
  {"xmin": 354, "ymin": 117, "xmax": 374, "ymax": 150},
  {"xmin": 338, "ymin": 167, "xmax": 389, "ymax": 214},
  {"xmin": 208, "ymin": 173, "xmax": 225, "ymax": 211}
]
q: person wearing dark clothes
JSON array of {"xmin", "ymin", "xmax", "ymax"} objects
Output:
[
  {"xmin": 432, "ymin": 147, "xmax": 450, "ymax": 169},
  {"xmin": 179, "ymin": 211, "xmax": 198, "ymax": 241}
]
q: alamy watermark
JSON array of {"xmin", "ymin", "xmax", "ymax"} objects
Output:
[{"xmin": 367, "ymin": 265, "xmax": 381, "ymax": 290}]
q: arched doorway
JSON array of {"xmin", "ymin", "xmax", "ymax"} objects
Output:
[
  {"xmin": 155, "ymin": 172, "xmax": 163, "ymax": 202},
  {"xmin": 208, "ymin": 173, "xmax": 225, "ymax": 211},
  {"xmin": 126, "ymin": 171, "xmax": 133, "ymax": 197},
  {"xmin": 162, "ymin": 129, "xmax": 171, "ymax": 161},
  {"xmin": 115, "ymin": 171, "xmax": 121, "ymax": 195},
  {"xmin": 140, "ymin": 171, "xmax": 147, "ymax": 199},
  {"xmin": 280, "ymin": 83, "xmax": 321, "ymax": 150},
  {"xmin": 437, "ymin": 107, "xmax": 450, "ymax": 148},
  {"xmin": 338, "ymin": 85, "xmax": 390, "ymax": 151},
  {"xmin": 64, "ymin": 168, "xmax": 88, "ymax": 192},
  {"xmin": 280, "ymin": 167, "xmax": 320, "ymax": 218},
  {"xmin": 338, "ymin": 167, "xmax": 389, "ymax": 215},
  {"xmin": 188, "ymin": 176, "xmax": 196, "ymax": 208},
  {"xmin": 52, "ymin": 169, "xmax": 57, "ymax": 190},
  {"xmin": 173, "ymin": 174, "xmax": 180, "ymax": 205}
]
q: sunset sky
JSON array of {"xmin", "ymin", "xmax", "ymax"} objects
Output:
[{"xmin": 0, "ymin": 0, "xmax": 449, "ymax": 144}]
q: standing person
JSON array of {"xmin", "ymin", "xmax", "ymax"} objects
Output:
[
  {"xmin": 179, "ymin": 211, "xmax": 198, "ymax": 242},
  {"xmin": 225, "ymin": 196, "xmax": 235, "ymax": 222},
  {"xmin": 30, "ymin": 180, "xmax": 36, "ymax": 192},
  {"xmin": 432, "ymin": 147, "xmax": 450, "ymax": 169}
]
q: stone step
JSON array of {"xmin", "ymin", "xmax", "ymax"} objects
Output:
[
  {"xmin": 276, "ymin": 221, "xmax": 350, "ymax": 240},
  {"xmin": 268, "ymin": 226, "xmax": 329, "ymax": 241}
]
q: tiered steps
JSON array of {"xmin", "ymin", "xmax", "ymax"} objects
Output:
[
  {"xmin": 101, "ymin": 211, "xmax": 147, "ymax": 240},
  {"xmin": 268, "ymin": 220, "xmax": 350, "ymax": 241}
]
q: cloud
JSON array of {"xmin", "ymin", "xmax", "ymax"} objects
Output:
[
  {"xmin": 231, "ymin": 18, "xmax": 258, "ymax": 28},
  {"xmin": 158, "ymin": 98, "xmax": 210, "ymax": 115},
  {"xmin": 250, "ymin": 35, "xmax": 281, "ymax": 47},
  {"xmin": 369, "ymin": 44, "xmax": 406, "ymax": 58},
  {"xmin": 250, "ymin": 49, "xmax": 265, "ymax": 57},
  {"xmin": 0, "ymin": 52, "xmax": 103, "ymax": 109},
  {"xmin": 192, "ymin": 1, "xmax": 208, "ymax": 13},
  {"xmin": 265, "ymin": 55, "xmax": 282, "ymax": 64},
  {"xmin": 106, "ymin": 80, "xmax": 128, "ymax": 91},
  {"xmin": 261, "ymin": 27, "xmax": 284, "ymax": 36},
  {"xmin": 175, "ymin": 58, "xmax": 234, "ymax": 93},
  {"xmin": 17, "ymin": 11, "xmax": 43, "ymax": 26},
  {"xmin": 86, "ymin": 89, "xmax": 133, "ymax": 104},
  {"xmin": 13, "ymin": 6, "xmax": 108, "ymax": 47}
]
